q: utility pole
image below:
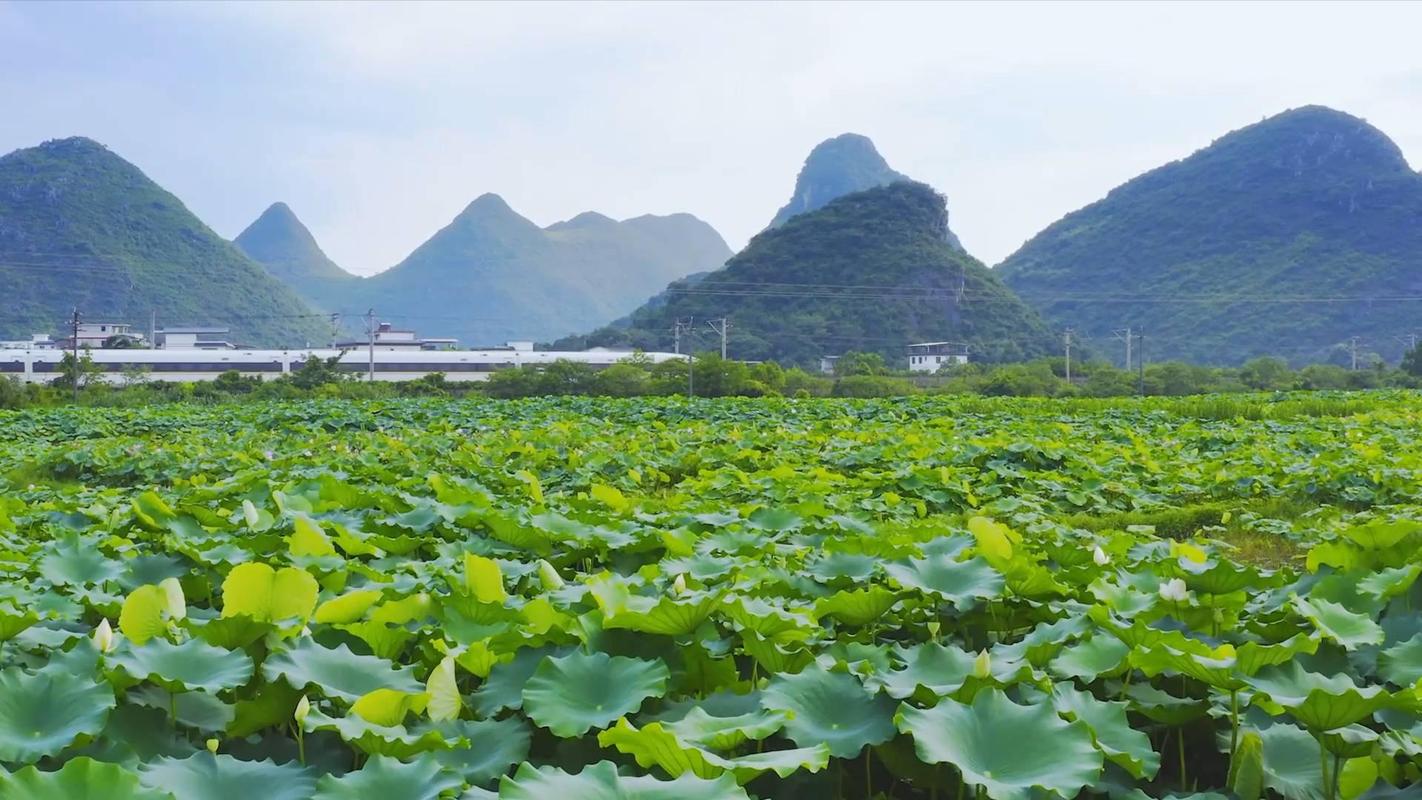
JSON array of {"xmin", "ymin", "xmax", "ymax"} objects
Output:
[
  {"xmin": 1113, "ymin": 327, "xmax": 1133, "ymax": 371},
  {"xmin": 671, "ymin": 319, "xmax": 685, "ymax": 355},
  {"xmin": 1350, "ymin": 336, "xmax": 1360, "ymax": 371},
  {"xmin": 1063, "ymin": 328, "xmax": 1074, "ymax": 383},
  {"xmin": 366, "ymin": 309, "xmax": 376, "ymax": 382},
  {"xmin": 1137, "ymin": 329, "xmax": 1146, "ymax": 396},
  {"xmin": 329, "ymin": 313, "xmax": 341, "ymax": 348},
  {"xmin": 69, "ymin": 307, "xmax": 82, "ymax": 402},
  {"xmin": 706, "ymin": 318, "xmax": 730, "ymax": 359},
  {"xmin": 149, "ymin": 309, "xmax": 157, "ymax": 349},
  {"xmin": 1396, "ymin": 333, "xmax": 1418, "ymax": 355}
]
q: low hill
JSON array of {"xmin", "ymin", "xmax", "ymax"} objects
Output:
[
  {"xmin": 0, "ymin": 138, "xmax": 328, "ymax": 346},
  {"xmin": 996, "ymin": 106, "xmax": 1422, "ymax": 365},
  {"xmin": 560, "ymin": 181, "xmax": 1057, "ymax": 366}
]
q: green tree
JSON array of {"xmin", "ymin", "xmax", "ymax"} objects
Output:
[
  {"xmin": 834, "ymin": 352, "xmax": 889, "ymax": 377},
  {"xmin": 51, "ymin": 351, "xmax": 103, "ymax": 392},
  {"xmin": 1239, "ymin": 357, "xmax": 1295, "ymax": 391},
  {"xmin": 286, "ymin": 354, "xmax": 348, "ymax": 390},
  {"xmin": 1402, "ymin": 344, "xmax": 1422, "ymax": 377}
]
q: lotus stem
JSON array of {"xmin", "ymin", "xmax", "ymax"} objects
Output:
[
  {"xmin": 1319, "ymin": 737, "xmax": 1331, "ymax": 800},
  {"xmin": 1178, "ymin": 725, "xmax": 1187, "ymax": 791},
  {"xmin": 1229, "ymin": 689, "xmax": 1240, "ymax": 756}
]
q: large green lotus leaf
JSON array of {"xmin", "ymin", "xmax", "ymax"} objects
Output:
[
  {"xmin": 1236, "ymin": 636, "xmax": 1321, "ymax": 677},
  {"xmin": 760, "ymin": 666, "xmax": 896, "ymax": 758},
  {"xmin": 312, "ymin": 755, "xmax": 461, "ymax": 800},
  {"xmin": 138, "ymin": 754, "xmax": 314, "ymax": 800},
  {"xmin": 0, "ymin": 666, "xmax": 115, "ymax": 762},
  {"xmin": 1179, "ymin": 559, "xmax": 1261, "ymax": 596},
  {"xmin": 129, "ymin": 686, "xmax": 234, "ymax": 732},
  {"xmin": 0, "ymin": 757, "xmax": 173, "ymax": 800},
  {"xmin": 498, "ymin": 760, "xmax": 750, "ymax": 800},
  {"xmin": 1130, "ymin": 642, "xmax": 1240, "ymax": 688},
  {"xmin": 1247, "ymin": 662, "xmax": 1392, "ymax": 730},
  {"xmin": 1050, "ymin": 635, "xmax": 1130, "ymax": 681},
  {"xmin": 813, "ymin": 586, "xmax": 898, "ymax": 625},
  {"xmin": 40, "ymin": 536, "xmax": 125, "ymax": 587},
  {"xmin": 522, "ymin": 651, "xmax": 670, "ymax": 736},
  {"xmin": 598, "ymin": 589, "xmax": 721, "ymax": 636},
  {"xmin": 0, "ymin": 602, "xmax": 38, "ymax": 642},
  {"xmin": 597, "ymin": 717, "xmax": 830, "ymax": 783},
  {"xmin": 120, "ymin": 584, "xmax": 171, "ymax": 645},
  {"xmin": 313, "ymin": 589, "xmax": 384, "ymax": 624},
  {"xmin": 1293, "ymin": 596, "xmax": 1384, "ymax": 649},
  {"xmin": 1052, "ymin": 685, "xmax": 1160, "ymax": 779},
  {"xmin": 303, "ymin": 708, "xmax": 453, "ymax": 758},
  {"xmin": 883, "ymin": 555, "xmax": 1003, "ymax": 609},
  {"xmin": 189, "ymin": 615, "xmax": 276, "ymax": 649},
  {"xmin": 262, "ymin": 638, "xmax": 422, "ymax": 702},
  {"xmin": 1254, "ymin": 723, "xmax": 1326, "ymax": 800},
  {"xmin": 108, "ymin": 638, "xmax": 253, "ymax": 693},
  {"xmin": 1355, "ymin": 565, "xmax": 1422, "ymax": 603},
  {"xmin": 897, "ymin": 689, "xmax": 1104, "ymax": 800},
  {"xmin": 432, "ymin": 718, "xmax": 532, "ymax": 785},
  {"xmin": 721, "ymin": 596, "xmax": 816, "ymax": 639},
  {"xmin": 664, "ymin": 706, "xmax": 789, "ymax": 751},
  {"xmin": 220, "ymin": 563, "xmax": 319, "ymax": 624},
  {"xmin": 1124, "ymin": 683, "xmax": 1208, "ymax": 725},
  {"xmin": 1379, "ymin": 637, "xmax": 1422, "ymax": 687},
  {"xmin": 469, "ymin": 647, "xmax": 567, "ymax": 716},
  {"xmin": 807, "ymin": 551, "xmax": 880, "ymax": 583},
  {"xmin": 870, "ymin": 642, "xmax": 976, "ymax": 699}
]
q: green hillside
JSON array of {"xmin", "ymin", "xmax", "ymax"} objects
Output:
[
  {"xmin": 0, "ymin": 137, "xmax": 328, "ymax": 346},
  {"xmin": 233, "ymin": 202, "xmax": 359, "ymax": 309},
  {"xmin": 996, "ymin": 106, "xmax": 1422, "ymax": 365},
  {"xmin": 330, "ymin": 194, "xmax": 732, "ymax": 345},
  {"xmin": 766, "ymin": 133, "xmax": 964, "ymax": 251},
  {"xmin": 561, "ymin": 182, "xmax": 1057, "ymax": 366}
]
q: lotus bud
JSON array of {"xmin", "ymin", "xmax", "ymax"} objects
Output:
[
  {"xmin": 206, "ymin": 738, "xmax": 219, "ymax": 755},
  {"xmin": 672, "ymin": 574, "xmax": 688, "ymax": 596},
  {"xmin": 926, "ymin": 621, "xmax": 941, "ymax": 639},
  {"xmin": 536, "ymin": 559, "xmax": 565, "ymax": 590},
  {"xmin": 1159, "ymin": 578, "xmax": 1188, "ymax": 603},
  {"xmin": 1092, "ymin": 546, "xmax": 1110, "ymax": 566},
  {"xmin": 159, "ymin": 577, "xmax": 187, "ymax": 621},
  {"xmin": 294, "ymin": 695, "xmax": 311, "ymax": 725},
  {"xmin": 92, "ymin": 618, "xmax": 117, "ymax": 653},
  {"xmin": 972, "ymin": 650, "xmax": 992, "ymax": 679}
]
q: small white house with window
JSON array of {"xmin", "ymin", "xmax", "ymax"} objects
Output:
[
  {"xmin": 907, "ymin": 341, "xmax": 968, "ymax": 373},
  {"xmin": 64, "ymin": 322, "xmax": 144, "ymax": 349}
]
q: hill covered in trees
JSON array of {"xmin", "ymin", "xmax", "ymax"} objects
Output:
[
  {"xmin": 234, "ymin": 202, "xmax": 358, "ymax": 309},
  {"xmin": 559, "ymin": 181, "xmax": 1056, "ymax": 366},
  {"xmin": 0, "ymin": 138, "xmax": 328, "ymax": 345},
  {"xmin": 996, "ymin": 106, "xmax": 1422, "ymax": 365}
]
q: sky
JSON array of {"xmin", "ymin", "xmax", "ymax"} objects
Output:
[{"xmin": 2, "ymin": 1, "xmax": 1421, "ymax": 276}]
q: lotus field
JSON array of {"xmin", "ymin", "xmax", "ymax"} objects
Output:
[{"xmin": 2, "ymin": 394, "xmax": 1422, "ymax": 799}]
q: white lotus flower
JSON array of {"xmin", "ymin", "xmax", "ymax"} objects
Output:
[
  {"xmin": 159, "ymin": 577, "xmax": 186, "ymax": 621},
  {"xmin": 1092, "ymin": 546, "xmax": 1110, "ymax": 566},
  {"xmin": 92, "ymin": 618, "xmax": 117, "ymax": 653},
  {"xmin": 972, "ymin": 650, "xmax": 992, "ymax": 679},
  {"xmin": 1159, "ymin": 578, "xmax": 1188, "ymax": 603},
  {"xmin": 672, "ymin": 574, "xmax": 688, "ymax": 596},
  {"xmin": 294, "ymin": 695, "xmax": 311, "ymax": 724},
  {"xmin": 537, "ymin": 559, "xmax": 565, "ymax": 590}
]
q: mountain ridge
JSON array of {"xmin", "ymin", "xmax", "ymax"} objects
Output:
[{"xmin": 996, "ymin": 105, "xmax": 1422, "ymax": 365}]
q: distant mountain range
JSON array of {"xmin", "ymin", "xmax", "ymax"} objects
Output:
[
  {"xmin": 236, "ymin": 194, "xmax": 732, "ymax": 346},
  {"xmin": 0, "ymin": 138, "xmax": 328, "ymax": 346},
  {"xmin": 996, "ymin": 106, "xmax": 1422, "ymax": 365},
  {"xmin": 7, "ymin": 108, "xmax": 1422, "ymax": 366}
]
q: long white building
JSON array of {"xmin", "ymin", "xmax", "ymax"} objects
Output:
[{"xmin": 1, "ymin": 344, "xmax": 684, "ymax": 385}]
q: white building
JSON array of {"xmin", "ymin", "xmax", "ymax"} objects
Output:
[
  {"xmin": 156, "ymin": 327, "xmax": 234, "ymax": 350},
  {"xmin": 819, "ymin": 355, "xmax": 840, "ymax": 375},
  {"xmin": 0, "ymin": 334, "xmax": 57, "ymax": 350},
  {"xmin": 63, "ymin": 322, "xmax": 145, "ymax": 349},
  {"xmin": 907, "ymin": 341, "xmax": 969, "ymax": 373},
  {"xmin": 336, "ymin": 322, "xmax": 461, "ymax": 351}
]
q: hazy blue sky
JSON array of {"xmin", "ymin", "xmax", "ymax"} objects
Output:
[{"xmin": 3, "ymin": 1, "xmax": 1421, "ymax": 274}]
